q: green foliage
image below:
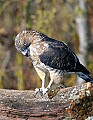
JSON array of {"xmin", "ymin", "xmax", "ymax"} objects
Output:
[
  {"xmin": 31, "ymin": 0, "xmax": 57, "ymax": 36},
  {"xmin": 15, "ymin": 53, "xmax": 24, "ymax": 90},
  {"xmin": 0, "ymin": 70, "xmax": 5, "ymax": 89},
  {"xmin": 26, "ymin": 0, "xmax": 31, "ymax": 29}
]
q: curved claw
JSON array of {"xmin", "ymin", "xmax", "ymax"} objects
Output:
[
  {"xmin": 34, "ymin": 87, "xmax": 48, "ymax": 96},
  {"xmin": 40, "ymin": 88, "xmax": 48, "ymax": 96},
  {"xmin": 34, "ymin": 88, "xmax": 40, "ymax": 96}
]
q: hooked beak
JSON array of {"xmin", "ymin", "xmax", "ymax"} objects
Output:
[
  {"xmin": 21, "ymin": 45, "xmax": 30, "ymax": 57},
  {"xmin": 21, "ymin": 49, "xmax": 28, "ymax": 56}
]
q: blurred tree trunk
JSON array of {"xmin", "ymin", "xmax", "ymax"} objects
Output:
[
  {"xmin": 16, "ymin": 0, "xmax": 26, "ymax": 90},
  {"xmin": 20, "ymin": 0, "xmax": 26, "ymax": 30},
  {"xmin": 76, "ymin": 0, "xmax": 90, "ymax": 84}
]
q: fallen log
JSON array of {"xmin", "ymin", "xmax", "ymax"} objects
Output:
[{"xmin": 0, "ymin": 83, "xmax": 92, "ymax": 120}]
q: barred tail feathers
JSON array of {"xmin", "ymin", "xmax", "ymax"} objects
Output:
[
  {"xmin": 76, "ymin": 63, "xmax": 93, "ymax": 83},
  {"xmin": 78, "ymin": 72, "xmax": 93, "ymax": 83}
]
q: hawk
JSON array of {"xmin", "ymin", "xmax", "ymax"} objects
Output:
[{"xmin": 15, "ymin": 30, "xmax": 93, "ymax": 95}]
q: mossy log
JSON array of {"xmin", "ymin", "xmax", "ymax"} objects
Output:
[{"xmin": 0, "ymin": 83, "xmax": 92, "ymax": 120}]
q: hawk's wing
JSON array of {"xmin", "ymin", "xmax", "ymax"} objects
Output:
[{"xmin": 39, "ymin": 38, "xmax": 79, "ymax": 72}]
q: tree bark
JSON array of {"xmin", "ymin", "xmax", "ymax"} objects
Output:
[{"xmin": 0, "ymin": 83, "xmax": 92, "ymax": 120}]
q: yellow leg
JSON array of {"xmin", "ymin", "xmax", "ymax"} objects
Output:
[{"xmin": 34, "ymin": 67, "xmax": 49, "ymax": 95}]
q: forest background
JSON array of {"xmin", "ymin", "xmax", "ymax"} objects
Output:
[{"xmin": 0, "ymin": 0, "xmax": 93, "ymax": 90}]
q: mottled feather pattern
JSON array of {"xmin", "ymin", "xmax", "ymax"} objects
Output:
[{"xmin": 15, "ymin": 30, "xmax": 93, "ymax": 96}]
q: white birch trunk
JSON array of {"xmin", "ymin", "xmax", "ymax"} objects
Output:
[{"xmin": 76, "ymin": 0, "xmax": 88, "ymax": 84}]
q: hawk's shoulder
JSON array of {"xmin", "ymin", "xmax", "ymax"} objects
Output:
[{"xmin": 39, "ymin": 37, "xmax": 79, "ymax": 72}]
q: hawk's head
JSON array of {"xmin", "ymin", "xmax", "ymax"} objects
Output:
[{"xmin": 15, "ymin": 30, "xmax": 43, "ymax": 57}]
